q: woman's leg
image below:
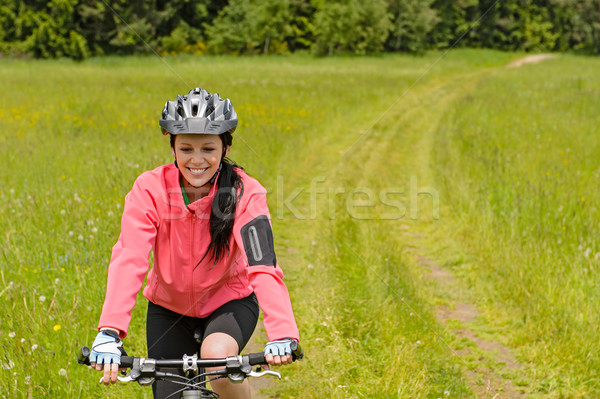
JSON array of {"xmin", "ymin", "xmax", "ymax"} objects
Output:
[
  {"xmin": 202, "ymin": 332, "xmax": 251, "ymax": 398},
  {"xmin": 201, "ymin": 293, "xmax": 259, "ymax": 399},
  {"xmin": 146, "ymin": 301, "xmax": 199, "ymax": 399}
]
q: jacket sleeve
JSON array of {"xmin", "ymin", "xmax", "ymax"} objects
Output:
[
  {"xmin": 98, "ymin": 177, "xmax": 159, "ymax": 338},
  {"xmin": 233, "ymin": 192, "xmax": 300, "ymax": 342}
]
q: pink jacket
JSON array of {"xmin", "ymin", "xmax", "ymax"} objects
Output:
[{"xmin": 98, "ymin": 163, "xmax": 299, "ymax": 342}]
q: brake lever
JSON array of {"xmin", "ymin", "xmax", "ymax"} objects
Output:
[
  {"xmin": 248, "ymin": 369, "xmax": 281, "ymax": 379},
  {"xmin": 98, "ymin": 373, "xmax": 135, "ymax": 384}
]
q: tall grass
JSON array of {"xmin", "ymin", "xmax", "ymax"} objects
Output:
[
  {"xmin": 432, "ymin": 55, "xmax": 600, "ymax": 396},
  {"xmin": 0, "ymin": 52, "xmax": 506, "ymax": 397},
  {"xmin": 12, "ymin": 49, "xmax": 591, "ymax": 397}
]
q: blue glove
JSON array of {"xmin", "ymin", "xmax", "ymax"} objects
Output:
[
  {"xmin": 264, "ymin": 339, "xmax": 296, "ymax": 357},
  {"xmin": 90, "ymin": 330, "xmax": 124, "ymax": 366}
]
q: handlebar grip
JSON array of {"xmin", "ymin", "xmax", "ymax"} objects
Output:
[
  {"xmin": 78, "ymin": 346, "xmax": 134, "ymax": 368},
  {"xmin": 120, "ymin": 356, "xmax": 134, "ymax": 368},
  {"xmin": 248, "ymin": 352, "xmax": 266, "ymax": 365},
  {"xmin": 78, "ymin": 346, "xmax": 91, "ymax": 365},
  {"xmin": 290, "ymin": 341, "xmax": 304, "ymax": 361}
]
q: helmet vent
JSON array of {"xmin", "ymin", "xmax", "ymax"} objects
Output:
[
  {"xmin": 192, "ymin": 105, "xmax": 198, "ymax": 116},
  {"xmin": 205, "ymin": 105, "xmax": 215, "ymax": 117}
]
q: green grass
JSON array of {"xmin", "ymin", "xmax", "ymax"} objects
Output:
[
  {"xmin": 1, "ymin": 50, "xmax": 598, "ymax": 398},
  {"xmin": 429, "ymin": 55, "xmax": 600, "ymax": 397}
]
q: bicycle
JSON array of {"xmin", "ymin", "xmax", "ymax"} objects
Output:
[{"xmin": 78, "ymin": 342, "xmax": 303, "ymax": 399}]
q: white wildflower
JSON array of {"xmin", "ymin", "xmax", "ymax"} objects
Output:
[
  {"xmin": 0, "ymin": 360, "xmax": 14, "ymax": 370},
  {"xmin": 55, "ymin": 278, "xmax": 60, "ymax": 285},
  {"xmin": 58, "ymin": 368, "xmax": 67, "ymax": 376},
  {"xmin": 25, "ymin": 376, "xmax": 31, "ymax": 385},
  {"xmin": 31, "ymin": 344, "xmax": 38, "ymax": 351},
  {"xmin": 60, "ymin": 209, "xmax": 66, "ymax": 215},
  {"xmin": 78, "ymin": 235, "xmax": 84, "ymax": 241},
  {"xmin": 68, "ymin": 231, "xmax": 74, "ymax": 237},
  {"xmin": 39, "ymin": 296, "xmax": 46, "ymax": 303},
  {"xmin": 8, "ymin": 332, "xmax": 15, "ymax": 338},
  {"xmin": 91, "ymin": 227, "xmax": 98, "ymax": 234}
]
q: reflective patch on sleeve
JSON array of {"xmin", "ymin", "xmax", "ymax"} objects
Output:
[{"xmin": 241, "ymin": 215, "xmax": 277, "ymax": 266}]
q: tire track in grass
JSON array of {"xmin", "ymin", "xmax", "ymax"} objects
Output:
[
  {"xmin": 392, "ymin": 68, "xmax": 537, "ymax": 397},
  {"xmin": 357, "ymin": 67, "xmax": 535, "ymax": 397},
  {"xmin": 416, "ymin": 253, "xmax": 526, "ymax": 398}
]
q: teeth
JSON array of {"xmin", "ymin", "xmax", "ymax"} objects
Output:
[{"xmin": 189, "ymin": 168, "xmax": 208, "ymax": 174}]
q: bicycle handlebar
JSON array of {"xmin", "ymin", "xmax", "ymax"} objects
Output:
[
  {"xmin": 78, "ymin": 342, "xmax": 303, "ymax": 392},
  {"xmin": 78, "ymin": 341, "xmax": 303, "ymax": 370}
]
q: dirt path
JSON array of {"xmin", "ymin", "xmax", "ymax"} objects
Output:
[
  {"xmin": 390, "ymin": 68, "xmax": 537, "ymax": 397},
  {"xmin": 416, "ymin": 253, "xmax": 527, "ymax": 398},
  {"xmin": 507, "ymin": 53, "xmax": 559, "ymax": 68}
]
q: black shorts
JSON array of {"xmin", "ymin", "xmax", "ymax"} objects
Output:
[{"xmin": 146, "ymin": 293, "xmax": 259, "ymax": 398}]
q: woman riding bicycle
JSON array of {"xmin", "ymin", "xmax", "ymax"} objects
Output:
[{"xmin": 88, "ymin": 88, "xmax": 300, "ymax": 399}]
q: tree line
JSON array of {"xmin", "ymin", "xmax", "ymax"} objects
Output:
[{"xmin": 1, "ymin": 0, "xmax": 598, "ymax": 60}]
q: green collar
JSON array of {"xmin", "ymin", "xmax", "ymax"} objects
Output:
[{"xmin": 180, "ymin": 175, "xmax": 191, "ymax": 206}]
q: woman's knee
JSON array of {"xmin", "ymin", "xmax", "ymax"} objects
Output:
[{"xmin": 200, "ymin": 332, "xmax": 239, "ymax": 359}]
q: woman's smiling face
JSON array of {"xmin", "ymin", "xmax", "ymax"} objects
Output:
[{"xmin": 172, "ymin": 134, "xmax": 228, "ymax": 188}]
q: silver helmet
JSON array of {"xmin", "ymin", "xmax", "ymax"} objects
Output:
[{"xmin": 159, "ymin": 88, "xmax": 238, "ymax": 135}]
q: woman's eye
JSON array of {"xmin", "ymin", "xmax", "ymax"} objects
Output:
[
  {"xmin": 180, "ymin": 148, "xmax": 192, "ymax": 153},
  {"xmin": 204, "ymin": 148, "xmax": 215, "ymax": 152}
]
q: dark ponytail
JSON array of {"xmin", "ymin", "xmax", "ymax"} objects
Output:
[{"xmin": 206, "ymin": 132, "xmax": 243, "ymax": 262}]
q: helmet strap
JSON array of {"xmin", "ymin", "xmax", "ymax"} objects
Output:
[{"xmin": 209, "ymin": 163, "xmax": 222, "ymax": 185}]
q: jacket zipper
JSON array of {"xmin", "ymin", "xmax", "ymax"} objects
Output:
[{"xmin": 190, "ymin": 212, "xmax": 196, "ymax": 314}]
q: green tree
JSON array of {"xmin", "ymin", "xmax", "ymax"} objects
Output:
[
  {"xmin": 570, "ymin": 0, "xmax": 600, "ymax": 53},
  {"xmin": 428, "ymin": 0, "xmax": 478, "ymax": 49},
  {"xmin": 0, "ymin": 0, "xmax": 90, "ymax": 59},
  {"xmin": 206, "ymin": 0, "xmax": 294, "ymax": 54},
  {"xmin": 286, "ymin": 0, "xmax": 316, "ymax": 51},
  {"xmin": 386, "ymin": 0, "xmax": 439, "ymax": 53},
  {"xmin": 312, "ymin": 0, "xmax": 392, "ymax": 55},
  {"xmin": 520, "ymin": 4, "xmax": 559, "ymax": 51},
  {"xmin": 464, "ymin": 0, "xmax": 559, "ymax": 51}
]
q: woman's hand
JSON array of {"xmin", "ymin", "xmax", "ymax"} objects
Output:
[
  {"xmin": 89, "ymin": 329, "xmax": 125, "ymax": 385},
  {"xmin": 264, "ymin": 339, "xmax": 296, "ymax": 366}
]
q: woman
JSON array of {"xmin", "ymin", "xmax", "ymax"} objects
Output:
[{"xmin": 89, "ymin": 88, "xmax": 300, "ymax": 399}]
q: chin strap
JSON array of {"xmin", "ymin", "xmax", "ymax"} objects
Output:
[{"xmin": 209, "ymin": 163, "xmax": 222, "ymax": 185}]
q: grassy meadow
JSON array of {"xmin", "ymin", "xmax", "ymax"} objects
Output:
[{"xmin": 0, "ymin": 50, "xmax": 598, "ymax": 398}]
